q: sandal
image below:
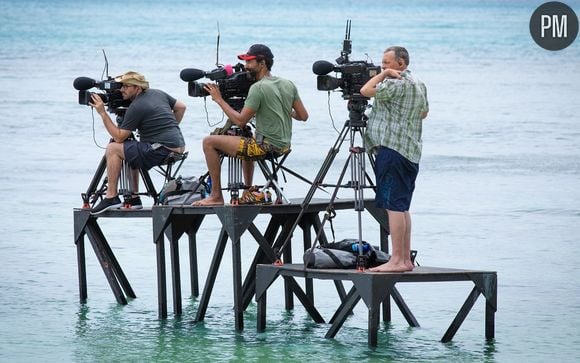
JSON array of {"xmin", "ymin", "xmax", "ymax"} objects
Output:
[{"xmin": 239, "ymin": 186, "xmax": 272, "ymax": 205}]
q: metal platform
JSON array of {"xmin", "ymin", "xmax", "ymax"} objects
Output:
[
  {"xmin": 151, "ymin": 198, "xmax": 388, "ymax": 330},
  {"xmin": 74, "ymin": 208, "xmax": 153, "ymax": 305},
  {"xmin": 73, "ymin": 198, "xmax": 390, "ymax": 329},
  {"xmin": 255, "ymin": 263, "xmax": 497, "ymax": 347}
]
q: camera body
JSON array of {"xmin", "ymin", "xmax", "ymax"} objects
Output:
[
  {"xmin": 313, "ymin": 20, "xmax": 380, "ymax": 102},
  {"xmin": 312, "ymin": 20, "xmax": 380, "ymax": 125},
  {"xmin": 182, "ymin": 63, "xmax": 254, "ymax": 111},
  {"xmin": 74, "ymin": 77, "xmax": 131, "ymax": 114},
  {"xmin": 316, "ymin": 60, "xmax": 380, "ymax": 101}
]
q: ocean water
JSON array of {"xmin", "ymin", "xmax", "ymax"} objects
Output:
[{"xmin": 1, "ymin": 0, "xmax": 580, "ymax": 361}]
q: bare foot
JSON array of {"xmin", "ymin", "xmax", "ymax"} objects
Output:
[
  {"xmin": 405, "ymin": 261, "xmax": 415, "ymax": 271},
  {"xmin": 368, "ymin": 261, "xmax": 413, "ymax": 273},
  {"xmin": 192, "ymin": 195, "xmax": 224, "ymax": 206}
]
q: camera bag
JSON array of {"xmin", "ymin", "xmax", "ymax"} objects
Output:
[
  {"xmin": 159, "ymin": 176, "xmax": 205, "ymax": 205},
  {"xmin": 303, "ymin": 239, "xmax": 390, "ymax": 269}
]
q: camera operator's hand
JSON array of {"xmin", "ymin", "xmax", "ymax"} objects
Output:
[
  {"xmin": 203, "ymin": 82, "xmax": 256, "ymax": 129},
  {"xmin": 382, "ymin": 68, "xmax": 402, "ymax": 80},
  {"xmin": 361, "ymin": 68, "xmax": 403, "ymax": 98},
  {"xmin": 204, "ymin": 83, "xmax": 224, "ymax": 103},
  {"xmin": 89, "ymin": 93, "xmax": 107, "ymax": 116}
]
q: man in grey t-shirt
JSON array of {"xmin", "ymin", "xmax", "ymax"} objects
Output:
[{"xmin": 89, "ymin": 71, "xmax": 186, "ymax": 214}]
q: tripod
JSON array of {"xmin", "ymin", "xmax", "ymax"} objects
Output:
[
  {"xmin": 81, "ymin": 148, "xmax": 162, "ymax": 209},
  {"xmin": 275, "ymin": 97, "xmax": 377, "ymax": 269}
]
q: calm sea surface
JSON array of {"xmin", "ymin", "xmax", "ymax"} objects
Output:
[{"xmin": 1, "ymin": 0, "xmax": 579, "ymax": 361}]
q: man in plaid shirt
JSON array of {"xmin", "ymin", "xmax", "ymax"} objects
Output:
[{"xmin": 361, "ymin": 46, "xmax": 429, "ymax": 272}]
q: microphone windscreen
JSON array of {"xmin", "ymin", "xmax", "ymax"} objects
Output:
[
  {"xmin": 180, "ymin": 68, "xmax": 205, "ymax": 82},
  {"xmin": 73, "ymin": 77, "xmax": 97, "ymax": 90},
  {"xmin": 312, "ymin": 60, "xmax": 335, "ymax": 75},
  {"xmin": 223, "ymin": 64, "xmax": 234, "ymax": 77}
]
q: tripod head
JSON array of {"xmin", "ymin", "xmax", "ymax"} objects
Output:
[{"xmin": 346, "ymin": 97, "xmax": 368, "ymax": 128}]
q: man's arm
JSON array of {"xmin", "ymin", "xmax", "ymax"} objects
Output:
[
  {"xmin": 90, "ymin": 93, "xmax": 132, "ymax": 142},
  {"xmin": 204, "ymin": 83, "xmax": 256, "ymax": 128},
  {"xmin": 291, "ymin": 98, "xmax": 308, "ymax": 121},
  {"xmin": 420, "ymin": 84, "xmax": 429, "ymax": 119},
  {"xmin": 173, "ymin": 100, "xmax": 187, "ymax": 124},
  {"xmin": 360, "ymin": 69, "xmax": 402, "ymax": 98}
]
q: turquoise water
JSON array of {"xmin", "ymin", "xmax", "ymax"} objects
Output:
[{"xmin": 1, "ymin": 0, "xmax": 580, "ymax": 361}]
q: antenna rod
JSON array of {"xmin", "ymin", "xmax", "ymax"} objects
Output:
[
  {"xmin": 216, "ymin": 21, "xmax": 221, "ymax": 67},
  {"xmin": 102, "ymin": 49, "xmax": 109, "ymax": 79},
  {"xmin": 341, "ymin": 20, "xmax": 352, "ymax": 62},
  {"xmin": 346, "ymin": 19, "xmax": 351, "ymax": 40}
]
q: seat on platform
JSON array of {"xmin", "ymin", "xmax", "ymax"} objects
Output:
[
  {"xmin": 118, "ymin": 150, "xmax": 189, "ymax": 206},
  {"xmin": 153, "ymin": 150, "xmax": 189, "ymax": 184},
  {"xmin": 254, "ymin": 148, "xmax": 291, "ymax": 204},
  {"xmin": 224, "ymin": 148, "xmax": 291, "ymax": 205}
]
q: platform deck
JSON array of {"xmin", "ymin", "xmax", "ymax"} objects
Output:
[
  {"xmin": 74, "ymin": 198, "xmax": 389, "ymax": 330},
  {"xmin": 255, "ymin": 263, "xmax": 497, "ymax": 347}
]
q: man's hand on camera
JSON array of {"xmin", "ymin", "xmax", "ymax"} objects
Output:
[
  {"xmin": 361, "ymin": 68, "xmax": 402, "ymax": 98},
  {"xmin": 382, "ymin": 68, "xmax": 402, "ymax": 80},
  {"xmin": 89, "ymin": 93, "xmax": 106, "ymax": 115},
  {"xmin": 204, "ymin": 83, "xmax": 223, "ymax": 103}
]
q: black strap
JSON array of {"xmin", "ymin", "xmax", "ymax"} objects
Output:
[
  {"xmin": 326, "ymin": 208, "xmax": 337, "ymax": 242},
  {"xmin": 322, "ymin": 249, "xmax": 349, "ymax": 269}
]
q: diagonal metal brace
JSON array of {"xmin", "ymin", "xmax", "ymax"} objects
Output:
[
  {"xmin": 469, "ymin": 272, "xmax": 498, "ymax": 312},
  {"xmin": 255, "ymin": 265, "xmax": 281, "ymax": 301},
  {"xmin": 152, "ymin": 207, "xmax": 175, "ymax": 243},
  {"xmin": 73, "ymin": 209, "xmax": 92, "ymax": 244},
  {"xmin": 214, "ymin": 206, "xmax": 261, "ymax": 243}
]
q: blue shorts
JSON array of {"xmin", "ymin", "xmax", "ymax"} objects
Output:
[
  {"xmin": 374, "ymin": 147, "xmax": 419, "ymax": 212},
  {"xmin": 123, "ymin": 140, "xmax": 171, "ymax": 170}
]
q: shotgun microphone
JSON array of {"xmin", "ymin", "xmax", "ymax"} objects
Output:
[
  {"xmin": 180, "ymin": 64, "xmax": 234, "ymax": 82},
  {"xmin": 73, "ymin": 77, "xmax": 98, "ymax": 90},
  {"xmin": 312, "ymin": 60, "xmax": 335, "ymax": 75}
]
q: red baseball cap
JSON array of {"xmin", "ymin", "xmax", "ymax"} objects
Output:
[{"xmin": 238, "ymin": 44, "xmax": 274, "ymax": 61}]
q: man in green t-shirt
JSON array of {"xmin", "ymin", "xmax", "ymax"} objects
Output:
[{"xmin": 194, "ymin": 44, "xmax": 309, "ymax": 206}]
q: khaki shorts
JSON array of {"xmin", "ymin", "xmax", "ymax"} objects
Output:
[{"xmin": 236, "ymin": 137, "xmax": 289, "ymax": 161}]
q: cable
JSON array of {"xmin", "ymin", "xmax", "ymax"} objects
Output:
[
  {"xmin": 203, "ymin": 97, "xmax": 224, "ymax": 128},
  {"xmin": 91, "ymin": 108, "xmax": 106, "ymax": 149},
  {"xmin": 327, "ymin": 92, "xmax": 340, "ymax": 134},
  {"xmin": 327, "ymin": 92, "xmax": 352, "ymax": 142}
]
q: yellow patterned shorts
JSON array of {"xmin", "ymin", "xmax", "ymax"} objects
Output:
[{"xmin": 236, "ymin": 137, "xmax": 289, "ymax": 161}]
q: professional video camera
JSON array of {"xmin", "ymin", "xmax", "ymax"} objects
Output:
[
  {"xmin": 73, "ymin": 76, "xmax": 130, "ymax": 114},
  {"xmin": 180, "ymin": 63, "xmax": 254, "ymax": 111},
  {"xmin": 312, "ymin": 20, "xmax": 381, "ymax": 102}
]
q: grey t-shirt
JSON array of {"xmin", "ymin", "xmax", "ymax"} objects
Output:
[{"xmin": 120, "ymin": 89, "xmax": 185, "ymax": 148}]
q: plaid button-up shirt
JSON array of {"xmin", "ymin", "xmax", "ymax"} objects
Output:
[{"xmin": 364, "ymin": 70, "xmax": 428, "ymax": 163}]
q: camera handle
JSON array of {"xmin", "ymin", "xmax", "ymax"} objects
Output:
[{"xmin": 273, "ymin": 98, "xmax": 376, "ymax": 265}]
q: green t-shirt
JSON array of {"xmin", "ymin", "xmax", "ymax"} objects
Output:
[{"xmin": 244, "ymin": 76, "xmax": 299, "ymax": 149}]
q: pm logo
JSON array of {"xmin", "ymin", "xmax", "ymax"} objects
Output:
[{"xmin": 530, "ymin": 1, "xmax": 578, "ymax": 50}]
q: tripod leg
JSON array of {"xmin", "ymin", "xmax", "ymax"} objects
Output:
[
  {"xmin": 82, "ymin": 155, "xmax": 108, "ymax": 208},
  {"xmin": 364, "ymin": 153, "xmax": 377, "ymax": 193},
  {"xmin": 119, "ymin": 161, "xmax": 133, "ymax": 203},
  {"xmin": 274, "ymin": 123, "xmax": 353, "ymax": 260},
  {"xmin": 302, "ymin": 125, "xmax": 350, "ymax": 206},
  {"xmin": 139, "ymin": 168, "xmax": 159, "ymax": 204},
  {"xmin": 308, "ymin": 152, "xmax": 353, "ymax": 248}
]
